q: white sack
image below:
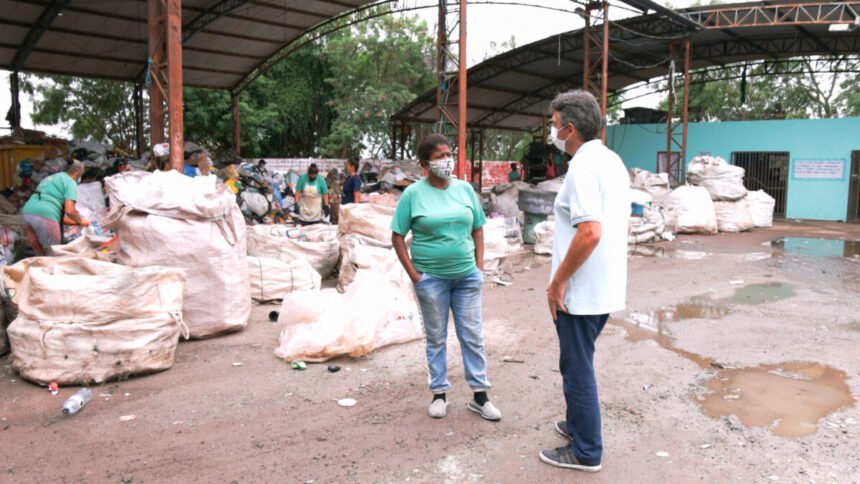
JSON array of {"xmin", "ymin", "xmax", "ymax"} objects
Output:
[
  {"xmin": 484, "ymin": 217, "xmax": 523, "ymax": 261},
  {"xmin": 488, "ymin": 181, "xmax": 530, "ymax": 220},
  {"xmin": 6, "ymin": 257, "xmax": 186, "ymax": 385},
  {"xmin": 275, "ymin": 271, "xmax": 422, "ymax": 362},
  {"xmin": 535, "ymin": 176, "xmax": 565, "ymax": 193},
  {"xmin": 745, "ymin": 190, "xmax": 776, "ymax": 227},
  {"xmin": 247, "ymin": 224, "xmax": 340, "ymax": 277},
  {"xmin": 338, "ymin": 203, "xmax": 397, "ymax": 244},
  {"xmin": 714, "ymin": 200, "xmax": 756, "ymax": 233},
  {"xmin": 50, "ymin": 234, "xmax": 115, "ymax": 262},
  {"xmin": 104, "ymin": 170, "xmax": 250, "ymax": 339},
  {"xmin": 668, "ymin": 185, "xmax": 718, "ymax": 234},
  {"xmin": 248, "ymin": 256, "xmax": 321, "ymax": 303},
  {"xmin": 534, "ymin": 220, "xmax": 554, "ymax": 255},
  {"xmin": 76, "ymin": 182, "xmax": 108, "ymax": 224},
  {"xmin": 337, "ymin": 233, "xmax": 409, "ymax": 293},
  {"xmin": 686, "ymin": 155, "xmax": 748, "ymax": 201}
]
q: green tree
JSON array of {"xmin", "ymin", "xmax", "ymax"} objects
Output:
[
  {"xmin": 21, "ymin": 76, "xmax": 142, "ymax": 151},
  {"xmin": 657, "ymin": 58, "xmax": 860, "ymax": 121},
  {"xmin": 320, "ymin": 13, "xmax": 436, "ymax": 159},
  {"xmin": 183, "ymin": 47, "xmax": 334, "ymax": 157}
]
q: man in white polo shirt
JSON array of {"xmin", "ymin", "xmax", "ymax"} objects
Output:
[{"xmin": 539, "ymin": 90, "xmax": 630, "ymax": 473}]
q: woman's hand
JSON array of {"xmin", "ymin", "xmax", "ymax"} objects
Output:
[
  {"xmin": 546, "ymin": 279, "xmax": 568, "ymax": 320},
  {"xmin": 409, "ymin": 271, "xmax": 423, "ymax": 284}
]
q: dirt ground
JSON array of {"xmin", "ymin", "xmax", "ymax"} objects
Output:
[{"xmin": 1, "ymin": 220, "xmax": 859, "ymax": 483}]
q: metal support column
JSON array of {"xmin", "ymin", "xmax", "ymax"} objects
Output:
[
  {"xmin": 232, "ymin": 93, "xmax": 241, "ymax": 156},
  {"xmin": 9, "ymin": 71, "xmax": 21, "ymax": 131},
  {"xmin": 435, "ymin": 0, "xmax": 468, "ymax": 179},
  {"xmin": 148, "ymin": 0, "xmax": 165, "ymax": 147},
  {"xmin": 148, "ymin": 0, "xmax": 184, "ymax": 171},
  {"xmin": 478, "ymin": 130, "xmax": 484, "ymax": 188},
  {"xmin": 666, "ymin": 39, "xmax": 691, "ymax": 184},
  {"xmin": 582, "ymin": 2, "xmax": 609, "ymax": 143},
  {"xmin": 165, "ymin": 0, "xmax": 184, "ymax": 171},
  {"xmin": 390, "ymin": 124, "xmax": 398, "ymax": 160},
  {"xmin": 134, "ymin": 84, "xmax": 145, "ymax": 158}
]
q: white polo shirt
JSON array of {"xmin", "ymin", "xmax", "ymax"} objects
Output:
[{"xmin": 550, "ymin": 139, "xmax": 630, "ymax": 315}]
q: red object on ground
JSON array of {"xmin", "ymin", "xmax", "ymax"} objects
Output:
[{"xmin": 48, "ymin": 382, "xmax": 59, "ymax": 394}]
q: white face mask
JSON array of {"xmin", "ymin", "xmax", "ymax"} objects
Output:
[
  {"xmin": 550, "ymin": 125, "xmax": 569, "ymax": 152},
  {"xmin": 427, "ymin": 157, "xmax": 455, "ymax": 179}
]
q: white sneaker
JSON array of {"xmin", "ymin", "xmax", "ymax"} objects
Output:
[
  {"xmin": 428, "ymin": 398, "xmax": 449, "ymax": 418},
  {"xmin": 467, "ymin": 400, "xmax": 502, "ymax": 421}
]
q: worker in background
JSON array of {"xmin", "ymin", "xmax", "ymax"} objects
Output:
[
  {"xmin": 342, "ymin": 158, "xmax": 362, "ymax": 205},
  {"xmin": 545, "ymin": 158, "xmax": 556, "ymax": 180},
  {"xmin": 294, "ymin": 163, "xmax": 329, "ymax": 225},
  {"xmin": 390, "ymin": 133, "xmax": 501, "ymax": 423},
  {"xmin": 149, "ymin": 143, "xmax": 169, "ymax": 171},
  {"xmin": 508, "ymin": 162, "xmax": 522, "ymax": 182},
  {"xmin": 21, "ymin": 160, "xmax": 88, "ymax": 255},
  {"xmin": 540, "ymin": 90, "xmax": 630, "ymax": 473},
  {"xmin": 183, "ymin": 150, "xmax": 200, "ymax": 177},
  {"xmin": 223, "ymin": 164, "xmax": 242, "ymax": 194}
]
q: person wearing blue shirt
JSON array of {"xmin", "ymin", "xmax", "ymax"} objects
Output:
[{"xmin": 342, "ymin": 158, "xmax": 362, "ymax": 204}]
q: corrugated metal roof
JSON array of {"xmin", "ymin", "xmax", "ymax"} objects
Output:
[
  {"xmin": 393, "ymin": 1, "xmax": 860, "ymax": 131},
  {"xmin": 0, "ymin": 0, "xmax": 378, "ymax": 90}
]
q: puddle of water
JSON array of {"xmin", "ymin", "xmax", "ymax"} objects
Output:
[
  {"xmin": 718, "ymin": 282, "xmax": 796, "ymax": 305},
  {"xmin": 628, "ymin": 245, "xmax": 711, "ymax": 260},
  {"xmin": 615, "ymin": 282, "xmax": 853, "ymax": 437},
  {"xmin": 698, "ymin": 362, "xmax": 855, "ymax": 437},
  {"xmin": 625, "ymin": 283, "xmax": 796, "ymax": 327},
  {"xmin": 628, "ymin": 302, "xmax": 730, "ymax": 325},
  {"xmin": 771, "ymin": 237, "xmax": 860, "ymax": 259}
]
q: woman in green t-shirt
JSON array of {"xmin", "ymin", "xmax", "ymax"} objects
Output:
[
  {"xmin": 22, "ymin": 160, "xmax": 88, "ymax": 254},
  {"xmin": 391, "ymin": 134, "xmax": 501, "ymax": 422}
]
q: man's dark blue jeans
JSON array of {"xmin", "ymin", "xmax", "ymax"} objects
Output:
[{"xmin": 554, "ymin": 311, "xmax": 609, "ymax": 466}]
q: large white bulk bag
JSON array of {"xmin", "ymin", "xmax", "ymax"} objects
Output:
[
  {"xmin": 745, "ymin": 190, "xmax": 776, "ymax": 227},
  {"xmin": 714, "ymin": 200, "xmax": 756, "ymax": 233},
  {"xmin": 668, "ymin": 185, "xmax": 718, "ymax": 234},
  {"xmin": 248, "ymin": 256, "xmax": 321, "ymax": 303},
  {"xmin": 6, "ymin": 257, "xmax": 186, "ymax": 385},
  {"xmin": 247, "ymin": 224, "xmax": 340, "ymax": 278},
  {"xmin": 104, "ymin": 171, "xmax": 250, "ymax": 339}
]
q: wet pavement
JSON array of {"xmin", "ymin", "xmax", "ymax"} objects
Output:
[
  {"xmin": 770, "ymin": 237, "xmax": 860, "ymax": 259},
  {"xmin": 617, "ymin": 282, "xmax": 855, "ymax": 437},
  {"xmin": 698, "ymin": 362, "xmax": 855, "ymax": 437}
]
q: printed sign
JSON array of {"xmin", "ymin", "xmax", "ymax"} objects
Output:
[{"xmin": 792, "ymin": 159, "xmax": 845, "ymax": 180}]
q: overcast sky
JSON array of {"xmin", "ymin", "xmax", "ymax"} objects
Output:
[{"xmin": 0, "ymin": 0, "xmax": 698, "ymax": 138}]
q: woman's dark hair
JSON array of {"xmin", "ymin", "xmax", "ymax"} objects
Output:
[
  {"xmin": 510, "ymin": 162, "xmax": 518, "ymax": 170},
  {"xmin": 347, "ymin": 158, "xmax": 360, "ymax": 170},
  {"xmin": 417, "ymin": 134, "xmax": 450, "ymax": 162},
  {"xmin": 308, "ymin": 163, "xmax": 319, "ymax": 174}
]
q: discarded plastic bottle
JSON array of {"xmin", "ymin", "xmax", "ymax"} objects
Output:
[{"xmin": 62, "ymin": 388, "xmax": 92, "ymax": 415}]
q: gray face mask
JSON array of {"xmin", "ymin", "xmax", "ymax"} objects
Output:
[{"xmin": 428, "ymin": 157, "xmax": 455, "ymax": 178}]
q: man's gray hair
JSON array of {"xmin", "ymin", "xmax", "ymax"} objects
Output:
[
  {"xmin": 550, "ymin": 90, "xmax": 602, "ymax": 142},
  {"xmin": 65, "ymin": 159, "xmax": 85, "ymax": 175}
]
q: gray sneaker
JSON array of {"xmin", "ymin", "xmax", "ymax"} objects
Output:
[
  {"xmin": 428, "ymin": 398, "xmax": 448, "ymax": 418},
  {"xmin": 467, "ymin": 400, "xmax": 502, "ymax": 421},
  {"xmin": 539, "ymin": 446, "xmax": 601, "ymax": 472},
  {"xmin": 555, "ymin": 420, "xmax": 572, "ymax": 440}
]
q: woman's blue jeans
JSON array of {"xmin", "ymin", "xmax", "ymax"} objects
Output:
[{"xmin": 413, "ymin": 269, "xmax": 490, "ymax": 393}]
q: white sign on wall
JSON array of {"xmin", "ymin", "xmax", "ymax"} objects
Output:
[{"xmin": 792, "ymin": 159, "xmax": 845, "ymax": 180}]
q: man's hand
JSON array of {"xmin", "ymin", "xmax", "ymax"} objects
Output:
[{"xmin": 546, "ymin": 279, "xmax": 568, "ymax": 320}]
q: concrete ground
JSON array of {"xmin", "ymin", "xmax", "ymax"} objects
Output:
[{"xmin": 1, "ymin": 220, "xmax": 858, "ymax": 483}]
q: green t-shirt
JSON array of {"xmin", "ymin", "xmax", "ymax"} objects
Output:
[
  {"xmin": 391, "ymin": 178, "xmax": 487, "ymax": 280},
  {"xmin": 296, "ymin": 174, "xmax": 329, "ymax": 195},
  {"xmin": 508, "ymin": 170, "xmax": 521, "ymax": 181},
  {"xmin": 22, "ymin": 171, "xmax": 78, "ymax": 222}
]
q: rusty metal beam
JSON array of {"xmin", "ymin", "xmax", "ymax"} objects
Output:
[
  {"xmin": 148, "ymin": 0, "xmax": 165, "ymax": 147},
  {"xmin": 10, "ymin": 0, "xmax": 70, "ymax": 70},
  {"xmin": 166, "ymin": 0, "xmax": 184, "ymax": 172},
  {"xmin": 457, "ymin": 0, "xmax": 467, "ymax": 179},
  {"xmin": 685, "ymin": 2, "xmax": 860, "ymax": 28}
]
